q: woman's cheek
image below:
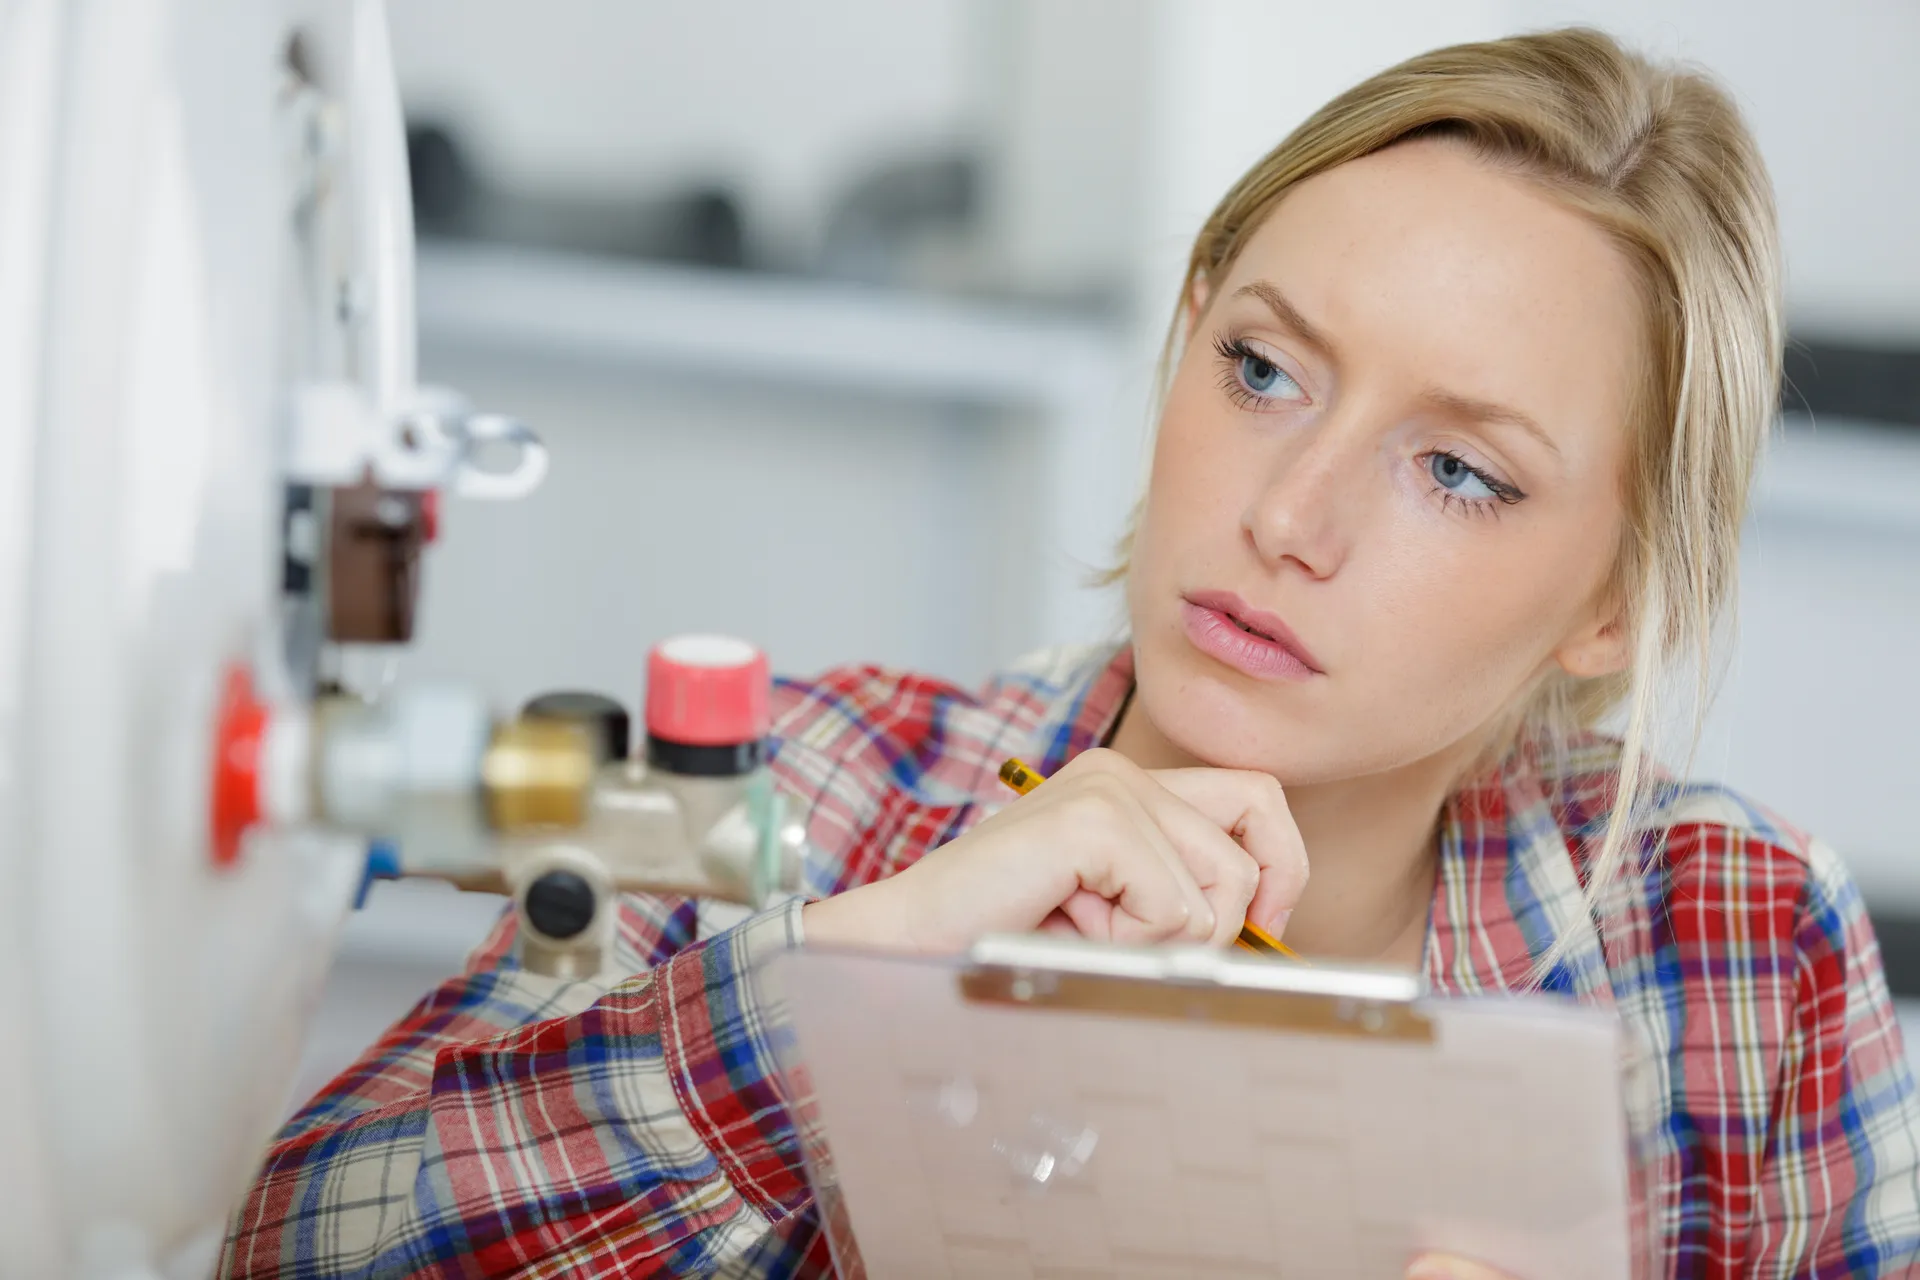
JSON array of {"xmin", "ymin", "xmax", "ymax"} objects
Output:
[{"xmin": 1143, "ymin": 451, "xmax": 1227, "ymax": 554}]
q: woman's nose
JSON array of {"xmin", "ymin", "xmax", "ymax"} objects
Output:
[{"xmin": 1241, "ymin": 422, "xmax": 1373, "ymax": 579}]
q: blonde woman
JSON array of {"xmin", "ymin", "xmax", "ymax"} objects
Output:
[{"xmin": 225, "ymin": 28, "xmax": 1920, "ymax": 1279}]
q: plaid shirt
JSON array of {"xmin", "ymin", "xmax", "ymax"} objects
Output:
[{"xmin": 222, "ymin": 645, "xmax": 1920, "ymax": 1279}]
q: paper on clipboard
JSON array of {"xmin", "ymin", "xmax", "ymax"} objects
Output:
[{"xmin": 762, "ymin": 934, "xmax": 1647, "ymax": 1280}]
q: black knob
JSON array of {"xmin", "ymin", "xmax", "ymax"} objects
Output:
[
  {"xmin": 523, "ymin": 870, "xmax": 596, "ymax": 940},
  {"xmin": 521, "ymin": 691, "xmax": 630, "ymax": 764}
]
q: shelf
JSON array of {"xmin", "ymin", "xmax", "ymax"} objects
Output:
[{"xmin": 414, "ymin": 241, "xmax": 1128, "ymax": 411}]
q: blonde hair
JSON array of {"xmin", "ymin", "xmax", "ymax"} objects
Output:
[{"xmin": 1122, "ymin": 28, "xmax": 1782, "ymax": 947}]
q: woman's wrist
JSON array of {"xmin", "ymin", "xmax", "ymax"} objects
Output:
[{"xmin": 802, "ymin": 879, "xmax": 924, "ymax": 952}]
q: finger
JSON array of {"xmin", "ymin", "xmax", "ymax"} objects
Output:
[
  {"xmin": 1047, "ymin": 890, "xmax": 1110, "ymax": 938},
  {"xmin": 1144, "ymin": 767, "xmax": 1309, "ymax": 935},
  {"xmin": 1073, "ymin": 753, "xmax": 1274, "ymax": 947},
  {"xmin": 1406, "ymin": 1252, "xmax": 1522, "ymax": 1280},
  {"xmin": 1053, "ymin": 776, "xmax": 1215, "ymax": 944},
  {"xmin": 1037, "ymin": 907, "xmax": 1081, "ymax": 937},
  {"xmin": 1121, "ymin": 785, "xmax": 1260, "ymax": 948}
]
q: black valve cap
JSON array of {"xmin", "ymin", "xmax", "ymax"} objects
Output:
[
  {"xmin": 521, "ymin": 691, "xmax": 630, "ymax": 764},
  {"xmin": 524, "ymin": 870, "xmax": 597, "ymax": 940}
]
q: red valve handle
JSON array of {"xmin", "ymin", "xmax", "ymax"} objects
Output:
[{"xmin": 209, "ymin": 662, "xmax": 267, "ymax": 869}]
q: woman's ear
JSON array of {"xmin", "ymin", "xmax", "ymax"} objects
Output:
[
  {"xmin": 1553, "ymin": 604, "xmax": 1632, "ymax": 680},
  {"xmin": 1185, "ymin": 276, "xmax": 1212, "ymax": 335}
]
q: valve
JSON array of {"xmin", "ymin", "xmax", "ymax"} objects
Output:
[
  {"xmin": 502, "ymin": 635, "xmax": 808, "ymax": 978},
  {"xmin": 522, "ymin": 690, "xmax": 630, "ymax": 765},
  {"xmin": 209, "ymin": 665, "xmax": 270, "ymax": 868},
  {"xmin": 643, "ymin": 634, "xmax": 769, "ymax": 776},
  {"xmin": 233, "ymin": 635, "xmax": 808, "ymax": 979},
  {"xmin": 206, "ymin": 662, "xmax": 315, "ymax": 869},
  {"xmin": 523, "ymin": 870, "xmax": 597, "ymax": 940}
]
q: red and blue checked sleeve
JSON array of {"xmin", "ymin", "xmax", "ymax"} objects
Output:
[
  {"xmin": 219, "ymin": 902, "xmax": 831, "ymax": 1279},
  {"xmin": 217, "ymin": 662, "xmax": 998, "ymax": 1278},
  {"xmin": 1747, "ymin": 844, "xmax": 1920, "ymax": 1277}
]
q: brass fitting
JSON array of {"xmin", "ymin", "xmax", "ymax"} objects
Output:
[{"xmin": 482, "ymin": 719, "xmax": 596, "ymax": 831}]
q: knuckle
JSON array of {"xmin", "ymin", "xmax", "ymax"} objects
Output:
[
  {"xmin": 1269, "ymin": 836, "xmax": 1307, "ymax": 878},
  {"xmin": 1061, "ymin": 783, "xmax": 1127, "ymax": 839},
  {"xmin": 1088, "ymin": 772, "xmax": 1137, "ymax": 812},
  {"xmin": 1067, "ymin": 747, "xmax": 1118, "ymax": 775},
  {"xmin": 1056, "ymin": 787, "xmax": 1098, "ymax": 819},
  {"xmin": 1241, "ymin": 771, "xmax": 1286, "ymax": 815},
  {"xmin": 1084, "ymin": 747, "xmax": 1146, "ymax": 784},
  {"xmin": 1142, "ymin": 900, "xmax": 1189, "ymax": 943},
  {"xmin": 1063, "ymin": 775, "xmax": 1112, "ymax": 811},
  {"xmin": 1235, "ymin": 859, "xmax": 1261, "ymax": 899}
]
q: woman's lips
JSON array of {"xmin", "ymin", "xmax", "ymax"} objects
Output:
[{"xmin": 1179, "ymin": 593, "xmax": 1322, "ymax": 682}]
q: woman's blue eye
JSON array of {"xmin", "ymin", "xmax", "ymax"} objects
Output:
[
  {"xmin": 1429, "ymin": 452, "xmax": 1497, "ymax": 500},
  {"xmin": 1211, "ymin": 335, "xmax": 1306, "ymax": 407},
  {"xmin": 1239, "ymin": 353, "xmax": 1299, "ymax": 399}
]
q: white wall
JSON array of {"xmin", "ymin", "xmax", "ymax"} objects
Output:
[
  {"xmin": 1124, "ymin": 0, "xmax": 1510, "ymax": 355},
  {"xmin": 974, "ymin": 0, "xmax": 1159, "ymax": 304}
]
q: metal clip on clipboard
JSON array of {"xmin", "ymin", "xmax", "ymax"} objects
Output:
[
  {"xmin": 959, "ymin": 932, "xmax": 1434, "ymax": 1043},
  {"xmin": 769, "ymin": 935, "xmax": 1643, "ymax": 1280}
]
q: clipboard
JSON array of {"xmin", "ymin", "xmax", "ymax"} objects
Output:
[{"xmin": 761, "ymin": 935, "xmax": 1654, "ymax": 1280}]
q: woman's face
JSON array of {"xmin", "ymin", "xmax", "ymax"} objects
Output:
[{"xmin": 1128, "ymin": 138, "xmax": 1642, "ymax": 784}]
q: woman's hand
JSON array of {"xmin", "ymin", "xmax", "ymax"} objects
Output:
[
  {"xmin": 803, "ymin": 747, "xmax": 1308, "ymax": 953},
  {"xmin": 1406, "ymin": 1254, "xmax": 1521, "ymax": 1280}
]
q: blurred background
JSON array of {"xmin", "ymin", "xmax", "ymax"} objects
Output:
[{"xmin": 306, "ymin": 0, "xmax": 1920, "ymax": 1100}]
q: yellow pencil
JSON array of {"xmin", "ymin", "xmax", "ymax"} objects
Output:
[{"xmin": 997, "ymin": 757, "xmax": 1303, "ymax": 962}]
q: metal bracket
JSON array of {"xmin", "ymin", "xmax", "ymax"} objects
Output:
[{"xmin": 958, "ymin": 933, "xmax": 1434, "ymax": 1042}]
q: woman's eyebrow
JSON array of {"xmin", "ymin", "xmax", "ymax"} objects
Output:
[
  {"xmin": 1233, "ymin": 279, "xmax": 1563, "ymax": 464},
  {"xmin": 1231, "ymin": 281, "xmax": 1334, "ymax": 355},
  {"xmin": 1422, "ymin": 387, "xmax": 1564, "ymax": 461}
]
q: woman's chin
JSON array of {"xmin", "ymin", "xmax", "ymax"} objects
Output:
[{"xmin": 1139, "ymin": 672, "xmax": 1322, "ymax": 777}]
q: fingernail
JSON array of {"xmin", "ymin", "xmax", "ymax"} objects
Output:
[{"xmin": 1264, "ymin": 908, "xmax": 1292, "ymax": 936}]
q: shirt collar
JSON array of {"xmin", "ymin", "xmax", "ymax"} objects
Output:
[
  {"xmin": 1035, "ymin": 643, "xmax": 1135, "ymax": 777},
  {"xmin": 1429, "ymin": 751, "xmax": 1615, "ymax": 1006}
]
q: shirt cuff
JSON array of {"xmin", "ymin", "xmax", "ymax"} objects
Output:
[{"xmin": 653, "ymin": 898, "xmax": 812, "ymax": 1222}]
